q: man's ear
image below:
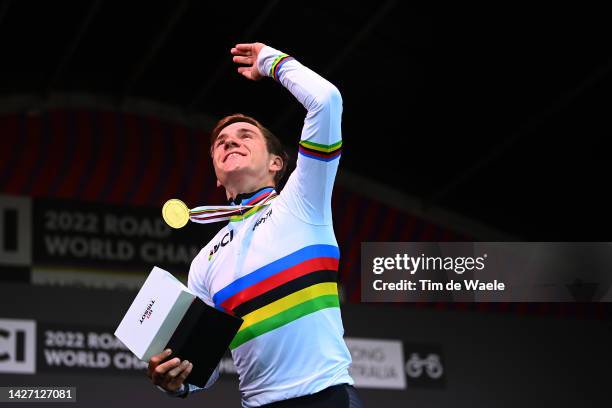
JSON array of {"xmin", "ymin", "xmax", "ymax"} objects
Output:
[{"xmin": 269, "ymin": 155, "xmax": 283, "ymax": 172}]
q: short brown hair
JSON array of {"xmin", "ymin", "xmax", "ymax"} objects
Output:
[{"xmin": 210, "ymin": 113, "xmax": 289, "ymax": 185}]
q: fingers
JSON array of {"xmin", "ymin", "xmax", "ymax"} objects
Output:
[
  {"xmin": 168, "ymin": 361, "xmax": 193, "ymax": 389},
  {"xmin": 152, "ymin": 357, "xmax": 181, "ymax": 383},
  {"xmin": 234, "ymin": 43, "xmax": 253, "ymax": 52},
  {"xmin": 232, "ymin": 44, "xmax": 263, "ymax": 80},
  {"xmin": 231, "ymin": 47, "xmax": 247, "ymax": 56},
  {"xmin": 232, "ymin": 55, "xmax": 253, "ymax": 65},
  {"xmin": 146, "ymin": 350, "xmax": 194, "ymax": 392},
  {"xmin": 231, "ymin": 46, "xmax": 251, "ymax": 57},
  {"xmin": 167, "ymin": 360, "xmax": 190, "ymax": 379},
  {"xmin": 231, "ymin": 42, "xmax": 265, "ymax": 57},
  {"xmin": 147, "ymin": 348, "xmax": 172, "ymax": 378},
  {"xmin": 151, "ymin": 348, "xmax": 172, "ymax": 364},
  {"xmin": 237, "ymin": 67, "xmax": 254, "ymax": 80}
]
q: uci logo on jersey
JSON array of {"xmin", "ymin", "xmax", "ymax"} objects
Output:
[{"xmin": 208, "ymin": 230, "xmax": 234, "ymax": 261}]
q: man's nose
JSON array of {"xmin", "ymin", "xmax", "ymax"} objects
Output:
[{"xmin": 223, "ymin": 137, "xmax": 240, "ymax": 149}]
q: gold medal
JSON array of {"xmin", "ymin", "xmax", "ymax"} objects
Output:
[{"xmin": 162, "ymin": 199, "xmax": 190, "ymax": 229}]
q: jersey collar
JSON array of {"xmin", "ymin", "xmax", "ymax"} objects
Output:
[{"xmin": 228, "ymin": 186, "xmax": 276, "ymax": 206}]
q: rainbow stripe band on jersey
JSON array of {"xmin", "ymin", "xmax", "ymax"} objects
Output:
[
  {"xmin": 298, "ymin": 139, "xmax": 342, "ymax": 162},
  {"xmin": 230, "ymin": 288, "xmax": 339, "ymax": 350},
  {"xmin": 269, "ymin": 53, "xmax": 294, "ymax": 81},
  {"xmin": 211, "ymin": 244, "xmax": 341, "ymax": 349}
]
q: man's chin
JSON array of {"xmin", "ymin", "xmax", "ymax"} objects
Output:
[{"xmin": 218, "ymin": 168, "xmax": 251, "ymax": 184}]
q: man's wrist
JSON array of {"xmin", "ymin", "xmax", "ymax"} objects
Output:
[
  {"xmin": 157, "ymin": 383, "xmax": 188, "ymax": 398},
  {"xmin": 257, "ymin": 45, "xmax": 284, "ymax": 78}
]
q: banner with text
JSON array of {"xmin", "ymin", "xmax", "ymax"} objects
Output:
[
  {"xmin": 346, "ymin": 338, "xmax": 406, "ymax": 390},
  {"xmin": 2, "ymin": 318, "xmax": 421, "ymax": 391},
  {"xmin": 0, "ymin": 194, "xmax": 221, "ymax": 288},
  {"xmin": 0, "ymin": 318, "xmax": 238, "ymax": 380}
]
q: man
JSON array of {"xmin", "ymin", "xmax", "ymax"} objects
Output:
[{"xmin": 147, "ymin": 42, "xmax": 362, "ymax": 407}]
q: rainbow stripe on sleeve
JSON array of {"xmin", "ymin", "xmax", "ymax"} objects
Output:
[
  {"xmin": 212, "ymin": 244, "xmax": 340, "ymax": 349},
  {"xmin": 298, "ymin": 140, "xmax": 342, "ymax": 162},
  {"xmin": 269, "ymin": 53, "xmax": 294, "ymax": 81}
]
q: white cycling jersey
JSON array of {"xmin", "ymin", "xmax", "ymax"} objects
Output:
[{"xmin": 185, "ymin": 45, "xmax": 352, "ymax": 407}]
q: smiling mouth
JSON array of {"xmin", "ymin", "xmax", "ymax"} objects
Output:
[{"xmin": 223, "ymin": 152, "xmax": 245, "ymax": 163}]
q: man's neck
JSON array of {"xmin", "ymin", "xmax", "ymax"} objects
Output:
[{"xmin": 225, "ymin": 184, "xmax": 275, "ymax": 204}]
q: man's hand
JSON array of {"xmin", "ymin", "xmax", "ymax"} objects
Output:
[
  {"xmin": 147, "ymin": 348, "xmax": 193, "ymax": 392},
  {"xmin": 231, "ymin": 42, "xmax": 266, "ymax": 81}
]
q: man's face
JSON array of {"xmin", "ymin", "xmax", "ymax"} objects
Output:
[{"xmin": 211, "ymin": 121, "xmax": 278, "ymax": 187}]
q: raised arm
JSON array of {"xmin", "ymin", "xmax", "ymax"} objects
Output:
[{"xmin": 232, "ymin": 43, "xmax": 343, "ymax": 225}]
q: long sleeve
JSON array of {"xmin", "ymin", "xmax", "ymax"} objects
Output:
[{"xmin": 257, "ymin": 46, "xmax": 343, "ymax": 225}]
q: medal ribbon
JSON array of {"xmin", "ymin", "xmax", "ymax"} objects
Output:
[{"xmin": 188, "ymin": 191, "xmax": 278, "ymax": 224}]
